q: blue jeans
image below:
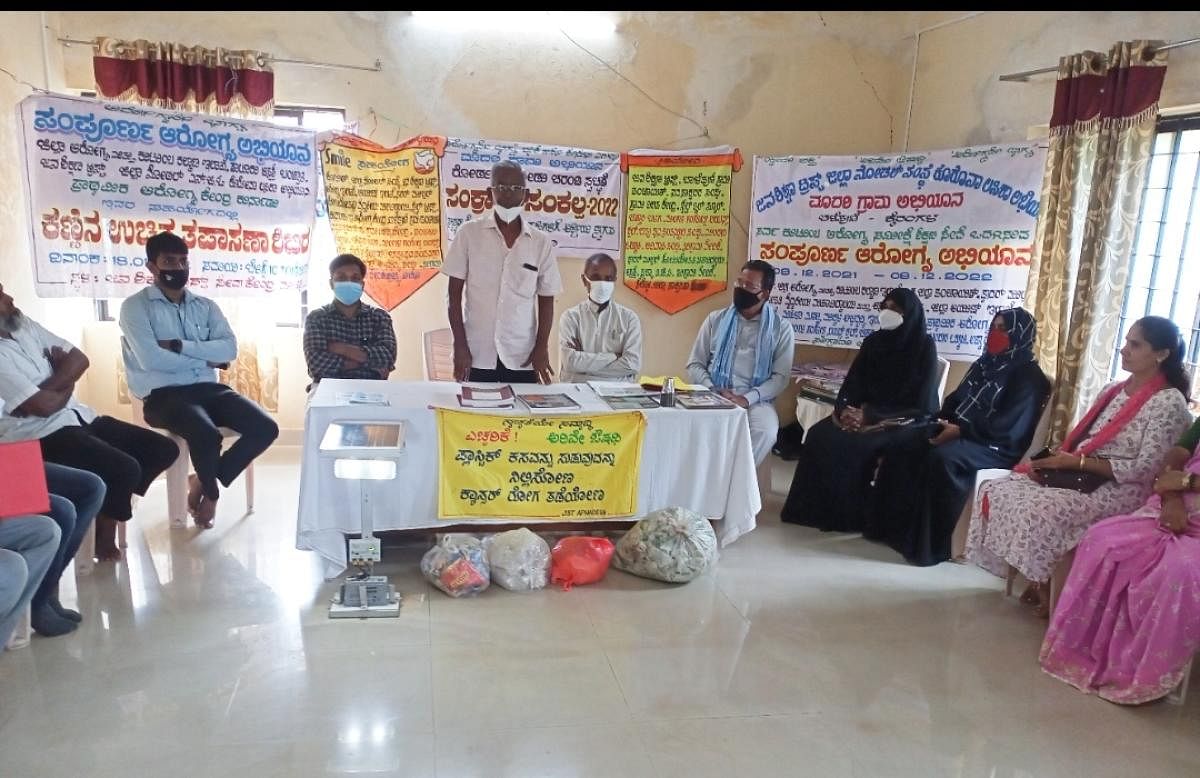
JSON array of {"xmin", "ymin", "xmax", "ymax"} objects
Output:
[
  {"xmin": 0, "ymin": 515, "xmax": 60, "ymax": 646},
  {"xmin": 33, "ymin": 464, "xmax": 106, "ymax": 610}
]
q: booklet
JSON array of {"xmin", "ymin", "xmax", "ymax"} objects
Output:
[
  {"xmin": 674, "ymin": 391, "xmax": 737, "ymax": 410},
  {"xmin": 517, "ymin": 392, "xmax": 582, "ymax": 414},
  {"xmin": 459, "ymin": 384, "xmax": 516, "ymax": 408},
  {"xmin": 603, "ymin": 395, "xmax": 662, "ymax": 411}
]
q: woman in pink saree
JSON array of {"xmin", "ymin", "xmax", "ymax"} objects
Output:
[{"xmin": 1040, "ymin": 418, "xmax": 1200, "ymax": 704}]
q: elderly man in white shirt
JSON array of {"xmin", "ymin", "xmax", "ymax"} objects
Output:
[
  {"xmin": 442, "ymin": 161, "xmax": 563, "ymax": 385},
  {"xmin": 0, "ymin": 282, "xmax": 177, "ymax": 562},
  {"xmin": 558, "ymin": 253, "xmax": 642, "ymax": 384},
  {"xmin": 686, "ymin": 260, "xmax": 796, "ymax": 465}
]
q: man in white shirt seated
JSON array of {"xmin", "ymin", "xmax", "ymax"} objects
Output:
[
  {"xmin": 685, "ymin": 260, "xmax": 796, "ymax": 465},
  {"xmin": 442, "ymin": 161, "xmax": 563, "ymax": 385},
  {"xmin": 0, "ymin": 282, "xmax": 177, "ymax": 563},
  {"xmin": 558, "ymin": 253, "xmax": 642, "ymax": 384}
]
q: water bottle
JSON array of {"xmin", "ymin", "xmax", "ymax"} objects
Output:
[{"xmin": 660, "ymin": 377, "xmax": 676, "ymax": 408}]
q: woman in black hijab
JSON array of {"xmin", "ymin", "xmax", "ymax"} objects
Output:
[
  {"xmin": 781, "ymin": 288, "xmax": 940, "ymax": 532},
  {"xmin": 865, "ymin": 308, "xmax": 1049, "ymax": 565}
]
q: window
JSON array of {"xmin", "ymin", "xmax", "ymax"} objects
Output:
[
  {"xmin": 1112, "ymin": 114, "xmax": 1200, "ymax": 390},
  {"xmin": 95, "ymin": 105, "xmax": 345, "ymax": 326}
]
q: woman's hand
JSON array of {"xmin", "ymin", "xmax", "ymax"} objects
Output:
[
  {"xmin": 1028, "ymin": 450, "xmax": 1079, "ymax": 471},
  {"xmin": 1154, "ymin": 469, "xmax": 1190, "ymax": 495},
  {"xmin": 837, "ymin": 406, "xmax": 864, "ymax": 432},
  {"xmin": 929, "ymin": 422, "xmax": 960, "ymax": 447},
  {"xmin": 1160, "ymin": 496, "xmax": 1189, "ymax": 534}
]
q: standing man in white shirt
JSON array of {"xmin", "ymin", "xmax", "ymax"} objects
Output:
[
  {"xmin": 558, "ymin": 253, "xmax": 642, "ymax": 383},
  {"xmin": 442, "ymin": 161, "xmax": 563, "ymax": 384},
  {"xmin": 686, "ymin": 260, "xmax": 796, "ymax": 465}
]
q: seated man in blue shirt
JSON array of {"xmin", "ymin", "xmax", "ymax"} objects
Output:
[{"xmin": 119, "ymin": 232, "xmax": 279, "ymax": 528}]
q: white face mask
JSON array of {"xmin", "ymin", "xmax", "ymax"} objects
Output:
[
  {"xmin": 878, "ymin": 309, "xmax": 904, "ymax": 331},
  {"xmin": 493, "ymin": 204, "xmax": 523, "ymax": 223},
  {"xmin": 587, "ymin": 280, "xmax": 615, "ymax": 305}
]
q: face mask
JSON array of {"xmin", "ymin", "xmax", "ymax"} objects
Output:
[
  {"xmin": 733, "ymin": 288, "xmax": 761, "ymax": 311},
  {"xmin": 878, "ymin": 308, "xmax": 904, "ymax": 331},
  {"xmin": 493, "ymin": 204, "xmax": 523, "ymax": 223},
  {"xmin": 986, "ymin": 328, "xmax": 1011, "ymax": 355},
  {"xmin": 587, "ymin": 280, "xmax": 615, "ymax": 305},
  {"xmin": 333, "ymin": 281, "xmax": 364, "ymax": 305},
  {"xmin": 159, "ymin": 268, "xmax": 189, "ymax": 290}
]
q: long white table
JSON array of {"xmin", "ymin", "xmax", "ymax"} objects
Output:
[{"xmin": 296, "ymin": 379, "xmax": 762, "ymax": 577}]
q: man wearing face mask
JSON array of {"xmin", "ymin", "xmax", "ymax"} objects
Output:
[
  {"xmin": 303, "ymin": 254, "xmax": 397, "ymax": 387},
  {"xmin": 442, "ymin": 161, "xmax": 563, "ymax": 384},
  {"xmin": 558, "ymin": 252, "xmax": 642, "ymax": 383},
  {"xmin": 119, "ymin": 231, "xmax": 279, "ymax": 529},
  {"xmin": 686, "ymin": 260, "xmax": 795, "ymax": 465}
]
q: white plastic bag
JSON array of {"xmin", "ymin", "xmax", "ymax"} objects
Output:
[
  {"xmin": 421, "ymin": 534, "xmax": 490, "ymax": 597},
  {"xmin": 613, "ymin": 507, "xmax": 718, "ymax": 583},
  {"xmin": 485, "ymin": 528, "xmax": 551, "ymax": 591}
]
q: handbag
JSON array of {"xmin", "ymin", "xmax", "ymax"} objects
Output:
[
  {"xmin": 1024, "ymin": 384, "xmax": 1122, "ymax": 494},
  {"xmin": 1028, "ymin": 448, "xmax": 1110, "ymax": 493}
]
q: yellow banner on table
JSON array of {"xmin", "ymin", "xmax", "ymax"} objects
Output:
[{"xmin": 436, "ymin": 409, "xmax": 645, "ymax": 519}]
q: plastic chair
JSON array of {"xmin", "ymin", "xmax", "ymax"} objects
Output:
[
  {"xmin": 131, "ymin": 396, "xmax": 254, "ymax": 528},
  {"xmin": 423, "ymin": 328, "xmax": 455, "ymax": 381}
]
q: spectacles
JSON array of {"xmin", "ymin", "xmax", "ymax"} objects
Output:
[
  {"xmin": 735, "ymin": 281, "xmax": 763, "ymax": 294},
  {"xmin": 492, "ymin": 184, "xmax": 527, "ymax": 194}
]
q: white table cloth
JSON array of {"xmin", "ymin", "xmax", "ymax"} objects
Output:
[{"xmin": 296, "ymin": 380, "xmax": 762, "ymax": 577}]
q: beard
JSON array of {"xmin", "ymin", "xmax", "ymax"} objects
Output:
[{"xmin": 0, "ymin": 309, "xmax": 23, "ymax": 333}]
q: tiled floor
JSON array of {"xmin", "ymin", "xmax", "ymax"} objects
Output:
[{"xmin": 2, "ymin": 448, "xmax": 1198, "ymax": 777}]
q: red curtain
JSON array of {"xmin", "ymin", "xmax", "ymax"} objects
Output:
[{"xmin": 92, "ymin": 37, "xmax": 274, "ymax": 118}]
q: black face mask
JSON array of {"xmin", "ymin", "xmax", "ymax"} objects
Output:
[
  {"xmin": 159, "ymin": 269, "xmax": 189, "ymax": 290},
  {"xmin": 733, "ymin": 288, "xmax": 761, "ymax": 311}
]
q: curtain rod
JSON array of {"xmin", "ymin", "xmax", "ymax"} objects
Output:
[
  {"xmin": 57, "ymin": 37, "xmax": 381, "ymax": 72},
  {"xmin": 998, "ymin": 37, "xmax": 1200, "ymax": 82}
]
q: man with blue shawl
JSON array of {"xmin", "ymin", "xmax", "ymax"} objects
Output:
[{"xmin": 685, "ymin": 260, "xmax": 795, "ymax": 465}]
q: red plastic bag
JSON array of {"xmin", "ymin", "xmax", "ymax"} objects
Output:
[{"xmin": 550, "ymin": 537, "xmax": 614, "ymax": 590}]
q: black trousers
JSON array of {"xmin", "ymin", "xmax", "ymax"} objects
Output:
[
  {"xmin": 468, "ymin": 357, "xmax": 537, "ymax": 384},
  {"xmin": 142, "ymin": 383, "xmax": 279, "ymax": 500},
  {"xmin": 40, "ymin": 415, "xmax": 179, "ymax": 520}
]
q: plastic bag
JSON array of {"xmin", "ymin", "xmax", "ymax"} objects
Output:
[
  {"xmin": 613, "ymin": 507, "xmax": 718, "ymax": 583},
  {"xmin": 485, "ymin": 528, "xmax": 551, "ymax": 591},
  {"xmin": 550, "ymin": 536, "xmax": 614, "ymax": 590},
  {"xmin": 421, "ymin": 535, "xmax": 490, "ymax": 597}
]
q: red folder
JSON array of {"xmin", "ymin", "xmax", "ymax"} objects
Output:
[{"xmin": 0, "ymin": 440, "xmax": 50, "ymax": 518}]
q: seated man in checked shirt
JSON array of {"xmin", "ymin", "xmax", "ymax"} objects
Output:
[{"xmin": 303, "ymin": 254, "xmax": 398, "ymax": 388}]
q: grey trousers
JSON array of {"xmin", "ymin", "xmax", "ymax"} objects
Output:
[{"xmin": 0, "ymin": 515, "xmax": 61, "ymax": 647}]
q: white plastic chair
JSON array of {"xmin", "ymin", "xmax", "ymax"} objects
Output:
[
  {"xmin": 131, "ymin": 396, "xmax": 254, "ymax": 528},
  {"xmin": 951, "ymin": 398, "xmax": 1054, "ymax": 562},
  {"xmin": 934, "ymin": 356, "xmax": 950, "ymax": 399},
  {"xmin": 4, "ymin": 607, "xmax": 31, "ymax": 650},
  {"xmin": 423, "ymin": 328, "xmax": 455, "ymax": 381}
]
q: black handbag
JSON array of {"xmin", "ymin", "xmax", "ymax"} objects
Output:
[{"xmin": 1028, "ymin": 449, "xmax": 1110, "ymax": 493}]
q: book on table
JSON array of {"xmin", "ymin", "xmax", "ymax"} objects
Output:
[
  {"xmin": 458, "ymin": 384, "xmax": 515, "ymax": 408},
  {"xmin": 602, "ymin": 394, "xmax": 662, "ymax": 411},
  {"xmin": 517, "ymin": 392, "xmax": 582, "ymax": 414},
  {"xmin": 674, "ymin": 391, "xmax": 737, "ymax": 410}
]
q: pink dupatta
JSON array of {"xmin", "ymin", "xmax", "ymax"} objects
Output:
[{"xmin": 1013, "ymin": 374, "xmax": 1168, "ymax": 475}]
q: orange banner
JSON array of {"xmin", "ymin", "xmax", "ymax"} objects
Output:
[{"xmin": 321, "ymin": 134, "xmax": 446, "ymax": 311}]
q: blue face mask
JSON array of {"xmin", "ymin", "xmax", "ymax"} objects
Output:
[{"xmin": 333, "ymin": 281, "xmax": 364, "ymax": 305}]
